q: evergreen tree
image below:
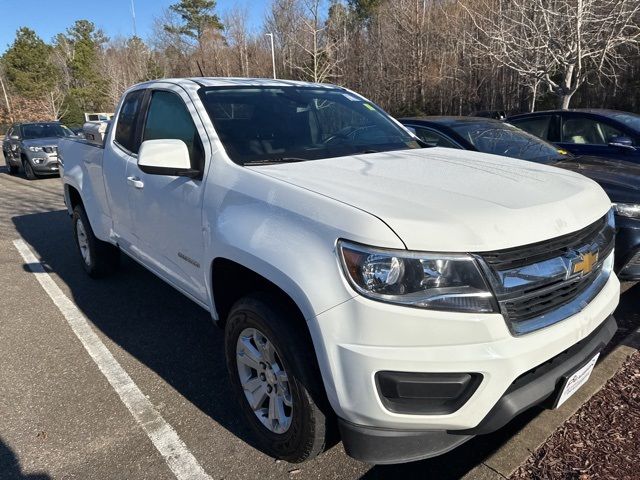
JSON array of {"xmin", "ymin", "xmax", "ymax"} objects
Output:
[
  {"xmin": 2, "ymin": 28, "xmax": 58, "ymax": 99},
  {"xmin": 57, "ymin": 20, "xmax": 109, "ymax": 124},
  {"xmin": 165, "ymin": 0, "xmax": 224, "ymax": 44}
]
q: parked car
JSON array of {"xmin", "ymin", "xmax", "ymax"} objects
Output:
[
  {"xmin": 508, "ymin": 109, "xmax": 640, "ymax": 163},
  {"xmin": 60, "ymin": 79, "xmax": 619, "ymax": 465},
  {"xmin": 400, "ymin": 116, "xmax": 640, "ymax": 280},
  {"xmin": 2, "ymin": 122, "xmax": 74, "ymax": 178}
]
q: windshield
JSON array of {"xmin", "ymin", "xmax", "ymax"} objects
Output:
[
  {"xmin": 21, "ymin": 123, "xmax": 72, "ymax": 140},
  {"xmin": 609, "ymin": 112, "xmax": 640, "ymax": 132},
  {"xmin": 199, "ymin": 86, "xmax": 420, "ymax": 165},
  {"xmin": 448, "ymin": 121, "xmax": 569, "ymax": 164}
]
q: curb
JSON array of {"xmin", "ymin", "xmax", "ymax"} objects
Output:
[{"xmin": 462, "ymin": 325, "xmax": 640, "ymax": 480}]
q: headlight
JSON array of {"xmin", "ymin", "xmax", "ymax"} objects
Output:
[
  {"xmin": 613, "ymin": 203, "xmax": 640, "ymax": 219},
  {"xmin": 28, "ymin": 146, "xmax": 44, "ymax": 152},
  {"xmin": 338, "ymin": 240, "xmax": 497, "ymax": 313}
]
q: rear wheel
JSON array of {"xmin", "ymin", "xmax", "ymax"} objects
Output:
[
  {"xmin": 72, "ymin": 205, "xmax": 120, "ymax": 277},
  {"xmin": 225, "ymin": 294, "xmax": 332, "ymax": 463}
]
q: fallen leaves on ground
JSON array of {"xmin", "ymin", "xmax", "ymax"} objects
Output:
[{"xmin": 512, "ymin": 351, "xmax": 640, "ymax": 480}]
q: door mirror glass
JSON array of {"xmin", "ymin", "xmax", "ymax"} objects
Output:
[
  {"xmin": 10, "ymin": 135, "xmax": 19, "ymax": 140},
  {"xmin": 608, "ymin": 135, "xmax": 635, "ymax": 150},
  {"xmin": 137, "ymin": 139, "xmax": 199, "ymax": 177}
]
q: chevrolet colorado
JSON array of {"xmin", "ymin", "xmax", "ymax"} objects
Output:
[{"xmin": 59, "ymin": 78, "xmax": 620, "ymax": 464}]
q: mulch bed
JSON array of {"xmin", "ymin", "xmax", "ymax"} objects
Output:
[{"xmin": 511, "ymin": 350, "xmax": 640, "ymax": 480}]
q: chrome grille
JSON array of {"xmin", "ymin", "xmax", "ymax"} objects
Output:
[
  {"xmin": 480, "ymin": 213, "xmax": 615, "ymax": 335},
  {"xmin": 43, "ymin": 146, "xmax": 57, "ymax": 154}
]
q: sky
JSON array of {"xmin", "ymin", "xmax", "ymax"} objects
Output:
[{"xmin": 0, "ymin": 0, "xmax": 271, "ymax": 53}]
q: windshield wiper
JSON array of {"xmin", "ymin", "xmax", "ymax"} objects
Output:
[{"xmin": 243, "ymin": 157, "xmax": 310, "ymax": 166}]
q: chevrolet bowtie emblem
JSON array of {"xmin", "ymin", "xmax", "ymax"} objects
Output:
[{"xmin": 571, "ymin": 251, "xmax": 599, "ymax": 276}]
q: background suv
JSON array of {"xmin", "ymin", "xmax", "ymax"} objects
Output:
[{"xmin": 3, "ymin": 122, "xmax": 74, "ymax": 179}]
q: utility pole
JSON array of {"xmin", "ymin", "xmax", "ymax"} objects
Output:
[
  {"xmin": 266, "ymin": 33, "xmax": 276, "ymax": 79},
  {"xmin": 131, "ymin": 0, "xmax": 138, "ymax": 37}
]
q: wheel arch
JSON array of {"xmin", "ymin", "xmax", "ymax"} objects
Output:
[
  {"xmin": 65, "ymin": 184, "xmax": 83, "ymax": 215},
  {"xmin": 210, "ymin": 256, "xmax": 314, "ymax": 329}
]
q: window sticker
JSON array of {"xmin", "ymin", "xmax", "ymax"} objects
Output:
[
  {"xmin": 342, "ymin": 93, "xmax": 361, "ymax": 101},
  {"xmin": 363, "ymin": 103, "xmax": 375, "ymax": 111}
]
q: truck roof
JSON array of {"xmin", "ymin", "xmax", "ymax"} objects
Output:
[{"xmin": 133, "ymin": 77, "xmax": 340, "ymax": 90}]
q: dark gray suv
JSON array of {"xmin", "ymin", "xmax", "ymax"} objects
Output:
[{"xmin": 3, "ymin": 122, "xmax": 74, "ymax": 179}]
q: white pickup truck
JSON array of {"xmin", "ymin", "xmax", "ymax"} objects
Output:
[{"xmin": 59, "ymin": 78, "xmax": 619, "ymax": 465}]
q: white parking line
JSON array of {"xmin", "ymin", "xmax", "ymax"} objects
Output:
[{"xmin": 13, "ymin": 239, "xmax": 213, "ymax": 480}]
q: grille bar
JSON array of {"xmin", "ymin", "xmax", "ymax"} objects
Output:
[
  {"xmin": 482, "ymin": 216, "xmax": 608, "ymax": 270},
  {"xmin": 480, "ymin": 214, "xmax": 615, "ymax": 335}
]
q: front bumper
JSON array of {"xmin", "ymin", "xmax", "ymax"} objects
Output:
[
  {"xmin": 615, "ymin": 215, "xmax": 640, "ymax": 280},
  {"xmin": 312, "ymin": 271, "xmax": 619, "ymax": 463},
  {"xmin": 338, "ymin": 315, "xmax": 617, "ymax": 464},
  {"xmin": 29, "ymin": 155, "xmax": 60, "ymax": 174}
]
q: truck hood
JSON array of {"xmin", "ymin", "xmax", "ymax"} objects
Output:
[{"xmin": 248, "ymin": 148, "xmax": 611, "ymax": 252}]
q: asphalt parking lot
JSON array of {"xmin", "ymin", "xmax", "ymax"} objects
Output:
[{"xmin": 1, "ymin": 151, "xmax": 638, "ymax": 480}]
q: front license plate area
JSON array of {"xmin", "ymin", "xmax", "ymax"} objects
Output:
[{"xmin": 554, "ymin": 352, "xmax": 600, "ymax": 408}]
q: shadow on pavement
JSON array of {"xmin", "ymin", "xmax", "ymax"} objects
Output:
[
  {"xmin": 0, "ymin": 437, "xmax": 51, "ymax": 480},
  {"xmin": 12, "ymin": 209, "xmax": 259, "ymax": 453},
  {"xmin": 11, "ymin": 209, "xmax": 640, "ymax": 479}
]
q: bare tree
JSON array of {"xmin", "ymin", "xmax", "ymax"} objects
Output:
[
  {"xmin": 462, "ymin": 0, "xmax": 640, "ymax": 109},
  {"xmin": 225, "ymin": 6, "xmax": 251, "ymax": 77},
  {"xmin": 43, "ymin": 84, "xmax": 68, "ymax": 120},
  {"xmin": 0, "ymin": 66, "xmax": 14, "ymax": 123},
  {"xmin": 268, "ymin": 0, "xmax": 343, "ymax": 83}
]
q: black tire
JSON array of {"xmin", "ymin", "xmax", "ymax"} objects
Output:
[
  {"xmin": 225, "ymin": 293, "xmax": 333, "ymax": 463},
  {"xmin": 23, "ymin": 158, "xmax": 38, "ymax": 180},
  {"xmin": 72, "ymin": 205, "xmax": 120, "ymax": 278},
  {"xmin": 3, "ymin": 151, "xmax": 16, "ymax": 174}
]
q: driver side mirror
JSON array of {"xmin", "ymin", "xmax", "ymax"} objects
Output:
[
  {"xmin": 138, "ymin": 139, "xmax": 200, "ymax": 177},
  {"xmin": 608, "ymin": 135, "xmax": 636, "ymax": 151},
  {"xmin": 10, "ymin": 135, "xmax": 20, "ymax": 140}
]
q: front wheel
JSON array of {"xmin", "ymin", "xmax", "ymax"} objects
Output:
[
  {"xmin": 225, "ymin": 294, "xmax": 332, "ymax": 463},
  {"xmin": 23, "ymin": 159, "xmax": 38, "ymax": 180},
  {"xmin": 72, "ymin": 205, "xmax": 120, "ymax": 277}
]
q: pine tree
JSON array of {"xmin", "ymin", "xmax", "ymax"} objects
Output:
[
  {"xmin": 1, "ymin": 28, "xmax": 58, "ymax": 99},
  {"xmin": 56, "ymin": 20, "xmax": 109, "ymax": 124},
  {"xmin": 164, "ymin": 0, "xmax": 224, "ymax": 44}
]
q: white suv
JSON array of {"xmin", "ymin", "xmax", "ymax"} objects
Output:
[{"xmin": 59, "ymin": 78, "xmax": 619, "ymax": 464}]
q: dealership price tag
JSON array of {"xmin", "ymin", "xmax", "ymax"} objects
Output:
[{"xmin": 555, "ymin": 353, "xmax": 600, "ymax": 408}]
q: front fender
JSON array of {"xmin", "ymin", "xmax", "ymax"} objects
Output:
[{"xmin": 205, "ymin": 165, "xmax": 405, "ymax": 321}]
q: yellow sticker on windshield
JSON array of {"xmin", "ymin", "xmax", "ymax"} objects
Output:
[
  {"xmin": 363, "ymin": 103, "xmax": 375, "ymax": 111},
  {"xmin": 558, "ymin": 149, "xmax": 568, "ymax": 155}
]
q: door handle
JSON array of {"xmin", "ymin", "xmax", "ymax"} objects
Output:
[{"xmin": 127, "ymin": 176, "xmax": 144, "ymax": 189}]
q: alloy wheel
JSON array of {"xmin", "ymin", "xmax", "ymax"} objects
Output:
[
  {"xmin": 236, "ymin": 327, "xmax": 293, "ymax": 434},
  {"xmin": 76, "ymin": 217, "xmax": 91, "ymax": 266}
]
